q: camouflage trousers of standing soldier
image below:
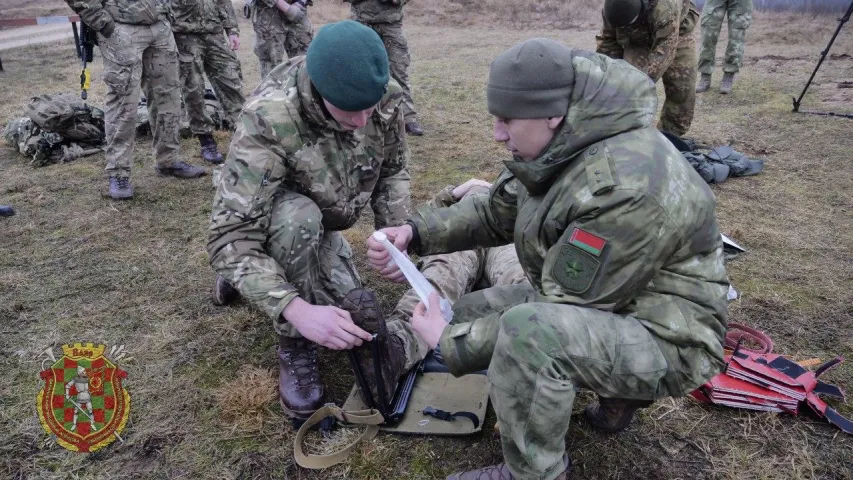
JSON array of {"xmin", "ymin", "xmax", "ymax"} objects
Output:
[
  {"xmin": 363, "ymin": 21, "xmax": 417, "ymax": 123},
  {"xmin": 175, "ymin": 32, "xmax": 245, "ymax": 135},
  {"xmin": 698, "ymin": 0, "xmax": 753, "ymax": 75},
  {"xmin": 97, "ymin": 20, "xmax": 182, "ymax": 177},
  {"xmin": 432, "ymin": 284, "xmax": 677, "ymax": 480},
  {"xmin": 253, "ymin": 17, "xmax": 313, "ymax": 80},
  {"xmin": 625, "ymin": 34, "xmax": 697, "ymax": 136}
]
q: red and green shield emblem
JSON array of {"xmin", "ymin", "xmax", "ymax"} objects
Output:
[{"xmin": 37, "ymin": 343, "xmax": 130, "ymax": 452}]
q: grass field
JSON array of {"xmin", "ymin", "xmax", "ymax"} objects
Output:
[{"xmin": 1, "ymin": 1, "xmax": 852, "ymax": 479}]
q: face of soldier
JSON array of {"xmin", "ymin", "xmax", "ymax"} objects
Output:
[
  {"xmin": 323, "ymin": 99, "xmax": 378, "ymax": 131},
  {"xmin": 493, "ymin": 116, "xmax": 565, "ymax": 161}
]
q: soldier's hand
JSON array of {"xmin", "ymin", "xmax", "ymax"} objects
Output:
[
  {"xmin": 228, "ymin": 34, "xmax": 240, "ymax": 51},
  {"xmin": 366, "ymin": 225, "xmax": 413, "ymax": 283},
  {"xmin": 412, "ymin": 292, "xmax": 446, "ymax": 349},
  {"xmin": 283, "ymin": 298, "xmax": 373, "ymax": 350},
  {"xmin": 451, "ymin": 178, "xmax": 492, "ymax": 200}
]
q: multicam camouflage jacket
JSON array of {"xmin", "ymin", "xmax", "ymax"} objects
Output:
[
  {"xmin": 208, "ymin": 57, "xmax": 411, "ymax": 320},
  {"xmin": 408, "ymin": 51, "xmax": 730, "ymax": 395},
  {"xmin": 62, "ymin": 0, "xmax": 171, "ymax": 34},
  {"xmin": 596, "ymin": 0, "xmax": 698, "ymax": 81},
  {"xmin": 346, "ymin": 0, "xmax": 408, "ymax": 24},
  {"xmin": 251, "ymin": 0, "xmax": 305, "ymax": 32},
  {"xmin": 171, "ymin": 0, "xmax": 240, "ymax": 35}
]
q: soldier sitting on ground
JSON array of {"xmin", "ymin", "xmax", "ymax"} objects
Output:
[
  {"xmin": 171, "ymin": 0, "xmax": 246, "ymax": 163},
  {"xmin": 595, "ymin": 0, "xmax": 699, "ymax": 137},
  {"xmin": 367, "ymin": 38, "xmax": 729, "ymax": 480},
  {"xmin": 207, "ymin": 21, "xmax": 411, "ymax": 424}
]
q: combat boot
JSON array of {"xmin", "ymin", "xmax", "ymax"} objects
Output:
[
  {"xmin": 155, "ymin": 161, "xmax": 206, "ymax": 178},
  {"xmin": 108, "ymin": 176, "xmax": 134, "ymax": 200},
  {"xmin": 696, "ymin": 73, "xmax": 712, "ymax": 93},
  {"xmin": 405, "ymin": 121, "xmax": 424, "ymax": 136},
  {"xmin": 0, "ymin": 205, "xmax": 15, "ymax": 217},
  {"xmin": 212, "ymin": 274, "xmax": 240, "ymax": 306},
  {"xmin": 584, "ymin": 397, "xmax": 653, "ymax": 433},
  {"xmin": 339, "ymin": 288, "xmax": 407, "ymax": 407},
  {"xmin": 446, "ymin": 455, "xmax": 570, "ymax": 480},
  {"xmin": 198, "ymin": 133, "xmax": 224, "ymax": 164},
  {"xmin": 720, "ymin": 73, "xmax": 735, "ymax": 94},
  {"xmin": 278, "ymin": 336, "xmax": 326, "ymax": 421}
]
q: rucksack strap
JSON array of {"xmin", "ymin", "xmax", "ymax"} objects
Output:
[{"xmin": 293, "ymin": 404, "xmax": 384, "ymax": 469}]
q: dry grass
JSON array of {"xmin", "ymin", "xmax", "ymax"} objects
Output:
[{"xmin": 1, "ymin": 2, "xmax": 853, "ymax": 480}]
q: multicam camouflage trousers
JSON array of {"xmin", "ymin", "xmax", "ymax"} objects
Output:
[
  {"xmin": 253, "ymin": 16, "xmax": 313, "ymax": 80},
  {"xmin": 435, "ymin": 284, "xmax": 675, "ymax": 480},
  {"xmin": 362, "ymin": 21, "xmax": 417, "ymax": 123},
  {"xmin": 175, "ymin": 32, "xmax": 245, "ymax": 135},
  {"xmin": 97, "ymin": 20, "xmax": 182, "ymax": 177},
  {"xmin": 698, "ymin": 0, "xmax": 754, "ymax": 75},
  {"xmin": 625, "ymin": 34, "xmax": 697, "ymax": 136}
]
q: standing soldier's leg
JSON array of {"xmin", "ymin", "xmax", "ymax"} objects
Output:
[
  {"xmin": 372, "ymin": 22, "xmax": 422, "ymax": 135},
  {"xmin": 98, "ymin": 24, "xmax": 146, "ymax": 198},
  {"xmin": 176, "ymin": 34, "xmax": 220, "ymax": 164},
  {"xmin": 143, "ymin": 21, "xmax": 204, "ymax": 178},
  {"xmin": 720, "ymin": 0, "xmax": 753, "ymax": 93},
  {"xmin": 255, "ymin": 32, "xmax": 288, "ymax": 81},
  {"xmin": 284, "ymin": 16, "xmax": 313, "ymax": 58},
  {"xmin": 698, "ymin": 0, "xmax": 727, "ymax": 79},
  {"xmin": 203, "ymin": 33, "xmax": 245, "ymax": 129},
  {"xmin": 660, "ymin": 35, "xmax": 697, "ymax": 136}
]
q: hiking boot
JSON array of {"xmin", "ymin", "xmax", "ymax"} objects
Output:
[
  {"xmin": 696, "ymin": 73, "xmax": 712, "ymax": 93},
  {"xmin": 446, "ymin": 455, "xmax": 570, "ymax": 480},
  {"xmin": 584, "ymin": 397, "xmax": 653, "ymax": 433},
  {"xmin": 108, "ymin": 176, "xmax": 134, "ymax": 200},
  {"xmin": 720, "ymin": 73, "xmax": 735, "ymax": 94},
  {"xmin": 405, "ymin": 121, "xmax": 424, "ymax": 136},
  {"xmin": 155, "ymin": 161, "xmax": 206, "ymax": 178},
  {"xmin": 198, "ymin": 133, "xmax": 224, "ymax": 164},
  {"xmin": 278, "ymin": 336, "xmax": 326, "ymax": 420},
  {"xmin": 0, "ymin": 205, "xmax": 15, "ymax": 217},
  {"xmin": 339, "ymin": 288, "xmax": 407, "ymax": 408},
  {"xmin": 212, "ymin": 274, "xmax": 240, "ymax": 306}
]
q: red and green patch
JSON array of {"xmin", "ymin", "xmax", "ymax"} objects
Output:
[{"xmin": 569, "ymin": 228, "xmax": 606, "ymax": 257}]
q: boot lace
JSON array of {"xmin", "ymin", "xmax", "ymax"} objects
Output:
[{"xmin": 283, "ymin": 340, "xmax": 320, "ymax": 388}]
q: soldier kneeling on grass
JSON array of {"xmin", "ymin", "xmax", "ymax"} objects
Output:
[
  {"xmin": 367, "ymin": 39, "xmax": 731, "ymax": 480},
  {"xmin": 207, "ymin": 21, "xmax": 412, "ymax": 423}
]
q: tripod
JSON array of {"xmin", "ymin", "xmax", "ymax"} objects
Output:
[{"xmin": 792, "ymin": 0, "xmax": 853, "ymax": 119}]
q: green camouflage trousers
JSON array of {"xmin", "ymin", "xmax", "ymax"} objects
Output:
[
  {"xmin": 363, "ymin": 22, "xmax": 417, "ymax": 123},
  {"xmin": 698, "ymin": 0, "xmax": 753, "ymax": 74},
  {"xmin": 253, "ymin": 16, "xmax": 313, "ymax": 80},
  {"xmin": 175, "ymin": 32, "xmax": 245, "ymax": 135},
  {"xmin": 625, "ymin": 34, "xmax": 697, "ymax": 136},
  {"xmin": 97, "ymin": 20, "xmax": 182, "ymax": 177},
  {"xmin": 438, "ymin": 284, "xmax": 675, "ymax": 480}
]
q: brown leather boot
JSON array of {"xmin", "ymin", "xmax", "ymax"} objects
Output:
[
  {"xmin": 339, "ymin": 288, "xmax": 407, "ymax": 408},
  {"xmin": 446, "ymin": 455, "xmax": 570, "ymax": 480},
  {"xmin": 277, "ymin": 336, "xmax": 326, "ymax": 421},
  {"xmin": 584, "ymin": 397, "xmax": 653, "ymax": 433}
]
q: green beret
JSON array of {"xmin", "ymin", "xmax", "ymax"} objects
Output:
[{"xmin": 306, "ymin": 20, "xmax": 390, "ymax": 111}]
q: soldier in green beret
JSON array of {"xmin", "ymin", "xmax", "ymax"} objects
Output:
[{"xmin": 207, "ymin": 20, "xmax": 411, "ymax": 423}]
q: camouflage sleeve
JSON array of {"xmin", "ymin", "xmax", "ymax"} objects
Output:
[
  {"xmin": 539, "ymin": 190, "xmax": 681, "ymax": 310},
  {"xmin": 409, "ymin": 169, "xmax": 517, "ymax": 255},
  {"xmin": 371, "ymin": 102, "xmax": 411, "ymax": 229},
  {"xmin": 218, "ymin": 0, "xmax": 240, "ymax": 35},
  {"xmin": 207, "ymin": 107, "xmax": 297, "ymax": 321},
  {"xmin": 595, "ymin": 12, "xmax": 623, "ymax": 59},
  {"xmin": 257, "ymin": 0, "xmax": 278, "ymax": 7},
  {"xmin": 63, "ymin": 0, "xmax": 115, "ymax": 35},
  {"xmin": 643, "ymin": 0, "xmax": 682, "ymax": 81}
]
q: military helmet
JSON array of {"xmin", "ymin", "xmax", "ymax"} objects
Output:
[{"xmin": 603, "ymin": 0, "xmax": 649, "ymax": 27}]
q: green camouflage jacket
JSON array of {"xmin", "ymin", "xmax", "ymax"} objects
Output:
[
  {"xmin": 347, "ymin": 0, "xmax": 408, "ymax": 24},
  {"xmin": 409, "ymin": 51, "xmax": 729, "ymax": 395},
  {"xmin": 63, "ymin": 0, "xmax": 170, "ymax": 34},
  {"xmin": 171, "ymin": 0, "xmax": 239, "ymax": 36},
  {"xmin": 595, "ymin": 0, "xmax": 698, "ymax": 81},
  {"xmin": 208, "ymin": 57, "xmax": 411, "ymax": 320},
  {"xmin": 252, "ymin": 0, "xmax": 304, "ymax": 34}
]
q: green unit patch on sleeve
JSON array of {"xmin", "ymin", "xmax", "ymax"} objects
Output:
[{"xmin": 552, "ymin": 244, "xmax": 601, "ymax": 294}]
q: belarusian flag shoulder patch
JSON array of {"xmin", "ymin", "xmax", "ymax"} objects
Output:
[{"xmin": 568, "ymin": 228, "xmax": 606, "ymax": 257}]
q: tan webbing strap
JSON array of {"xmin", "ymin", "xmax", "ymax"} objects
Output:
[{"xmin": 293, "ymin": 404, "xmax": 385, "ymax": 469}]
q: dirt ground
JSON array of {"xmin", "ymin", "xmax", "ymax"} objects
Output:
[{"xmin": 1, "ymin": 2, "xmax": 852, "ymax": 479}]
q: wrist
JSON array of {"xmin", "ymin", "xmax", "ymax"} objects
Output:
[{"xmin": 281, "ymin": 296, "xmax": 308, "ymax": 324}]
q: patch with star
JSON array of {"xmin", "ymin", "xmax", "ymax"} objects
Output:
[{"xmin": 552, "ymin": 229, "xmax": 607, "ymax": 293}]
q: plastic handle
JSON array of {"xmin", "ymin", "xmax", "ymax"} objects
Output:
[{"xmin": 372, "ymin": 231, "xmax": 452, "ymax": 322}]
